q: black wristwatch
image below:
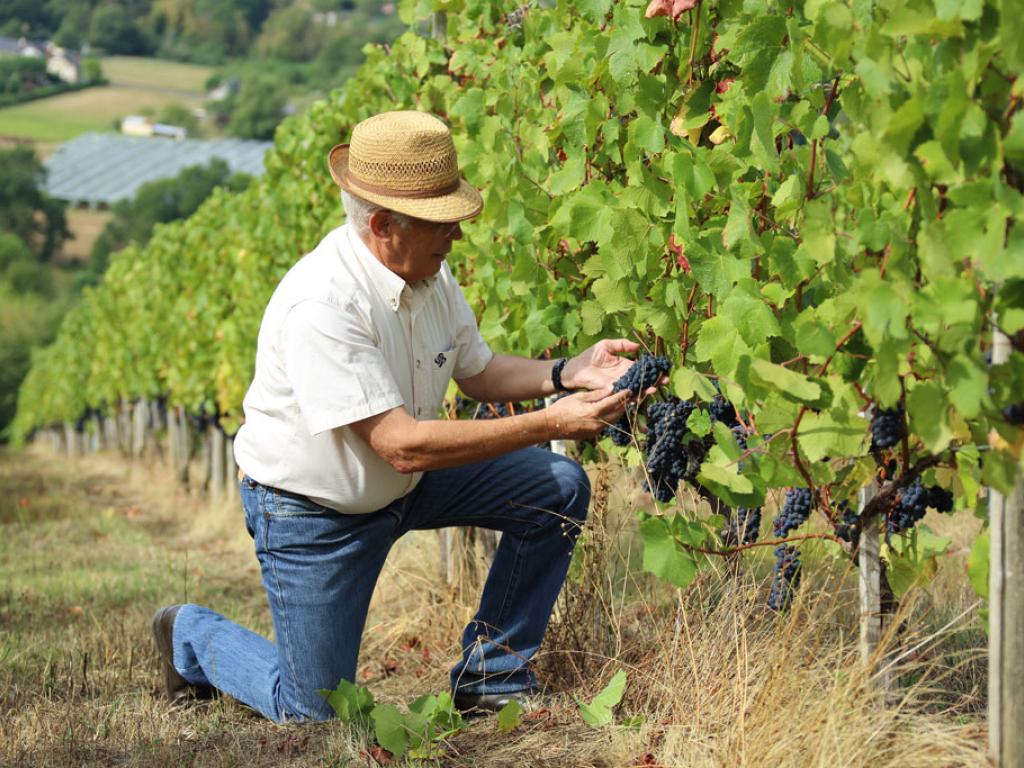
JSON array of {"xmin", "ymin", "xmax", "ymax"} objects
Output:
[{"xmin": 551, "ymin": 357, "xmax": 572, "ymax": 393}]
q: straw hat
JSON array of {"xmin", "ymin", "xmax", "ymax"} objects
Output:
[{"xmin": 327, "ymin": 111, "xmax": 483, "ymax": 223}]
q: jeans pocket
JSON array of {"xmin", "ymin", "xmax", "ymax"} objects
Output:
[{"xmin": 269, "ymin": 489, "xmax": 330, "ymax": 517}]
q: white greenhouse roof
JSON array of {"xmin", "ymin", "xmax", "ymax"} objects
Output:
[{"xmin": 43, "ymin": 132, "xmax": 273, "ymax": 206}]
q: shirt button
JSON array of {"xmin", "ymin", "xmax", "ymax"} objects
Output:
[{"xmin": 416, "ymin": 359, "xmax": 421, "ymax": 368}]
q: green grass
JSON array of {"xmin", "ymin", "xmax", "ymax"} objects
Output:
[
  {"xmin": 0, "ymin": 56, "xmax": 213, "ymax": 143},
  {"xmin": 101, "ymin": 56, "xmax": 214, "ymax": 93}
]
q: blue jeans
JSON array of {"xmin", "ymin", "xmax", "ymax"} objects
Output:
[{"xmin": 170, "ymin": 447, "xmax": 589, "ymax": 722}]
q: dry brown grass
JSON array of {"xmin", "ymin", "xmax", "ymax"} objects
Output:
[
  {"xmin": 0, "ymin": 448, "xmax": 989, "ymax": 767},
  {"xmin": 59, "ymin": 208, "xmax": 114, "ymax": 265}
]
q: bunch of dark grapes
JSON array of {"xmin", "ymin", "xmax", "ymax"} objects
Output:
[
  {"xmin": 1004, "ymin": 402, "xmax": 1024, "ymax": 425},
  {"xmin": 611, "ymin": 354, "xmax": 671, "ymax": 395},
  {"xmin": 602, "ymin": 354, "xmax": 671, "ymax": 445},
  {"xmin": 772, "ymin": 487, "xmax": 814, "ymax": 537},
  {"xmin": 470, "ymin": 401, "xmax": 511, "ymax": 419},
  {"xmin": 767, "ymin": 545, "xmax": 802, "ymax": 611},
  {"xmin": 834, "ymin": 501, "xmax": 861, "ymax": 544},
  {"xmin": 710, "ymin": 395, "xmax": 738, "ymax": 427},
  {"xmin": 727, "ymin": 507, "xmax": 762, "ymax": 545},
  {"xmin": 604, "ymin": 405, "xmax": 637, "ymax": 447},
  {"xmin": 887, "ymin": 478, "xmax": 955, "ymax": 535},
  {"xmin": 870, "ymin": 405, "xmax": 904, "ymax": 450},
  {"xmin": 644, "ymin": 397, "xmax": 702, "ymax": 502}
]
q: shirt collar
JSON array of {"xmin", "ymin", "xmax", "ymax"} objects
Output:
[
  {"xmin": 344, "ymin": 224, "xmax": 440, "ymax": 312},
  {"xmin": 345, "ymin": 223, "xmax": 407, "ymax": 312}
]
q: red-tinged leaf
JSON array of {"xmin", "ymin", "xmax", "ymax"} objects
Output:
[
  {"xmin": 368, "ymin": 746, "xmax": 395, "ymax": 765},
  {"xmin": 644, "ymin": 0, "xmax": 674, "ymax": 18},
  {"xmin": 672, "ymin": 0, "xmax": 698, "ymax": 16},
  {"xmin": 677, "ymin": 254, "xmax": 691, "ymax": 272}
]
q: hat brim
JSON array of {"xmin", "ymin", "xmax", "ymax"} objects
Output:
[{"xmin": 328, "ymin": 144, "xmax": 483, "ymax": 224}]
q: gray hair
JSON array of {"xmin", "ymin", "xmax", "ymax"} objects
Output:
[{"xmin": 340, "ymin": 189, "xmax": 412, "ymax": 236}]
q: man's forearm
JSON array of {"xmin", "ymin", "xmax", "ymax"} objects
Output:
[
  {"xmin": 380, "ymin": 411, "xmax": 557, "ymax": 473},
  {"xmin": 457, "ymin": 354, "xmax": 576, "ymax": 402}
]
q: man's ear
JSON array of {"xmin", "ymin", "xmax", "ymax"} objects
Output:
[{"xmin": 368, "ymin": 210, "xmax": 392, "ymax": 238}]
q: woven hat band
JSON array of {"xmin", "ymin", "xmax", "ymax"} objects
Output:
[{"xmin": 347, "ymin": 173, "xmax": 462, "ymax": 200}]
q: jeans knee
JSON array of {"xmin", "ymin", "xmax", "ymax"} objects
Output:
[
  {"xmin": 551, "ymin": 456, "xmax": 590, "ymax": 526},
  {"xmin": 278, "ymin": 696, "xmax": 335, "ymax": 724}
]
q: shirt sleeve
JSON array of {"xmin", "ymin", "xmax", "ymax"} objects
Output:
[
  {"xmin": 448, "ymin": 276, "xmax": 493, "ymax": 380},
  {"xmin": 280, "ymin": 299, "xmax": 405, "ymax": 435}
]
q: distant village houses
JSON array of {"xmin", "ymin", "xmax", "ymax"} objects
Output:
[
  {"xmin": 120, "ymin": 116, "xmax": 188, "ymax": 140},
  {"xmin": 0, "ymin": 36, "xmax": 82, "ymax": 84}
]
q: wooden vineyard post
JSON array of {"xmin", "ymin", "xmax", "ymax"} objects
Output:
[
  {"xmin": 118, "ymin": 398, "xmax": 131, "ymax": 456},
  {"xmin": 211, "ymin": 426, "xmax": 225, "ymax": 504},
  {"xmin": 858, "ymin": 480, "xmax": 894, "ymax": 692},
  {"xmin": 63, "ymin": 422, "xmax": 78, "ymax": 458},
  {"xmin": 431, "ymin": 11, "xmax": 447, "ymax": 44},
  {"xmin": 172, "ymin": 406, "xmax": 190, "ymax": 487},
  {"xmin": 132, "ymin": 398, "xmax": 147, "ymax": 460},
  {"xmin": 94, "ymin": 413, "xmax": 105, "ymax": 452},
  {"xmin": 989, "ymin": 329, "xmax": 1024, "ymax": 766},
  {"xmin": 224, "ymin": 435, "xmax": 238, "ymax": 506},
  {"xmin": 104, "ymin": 413, "xmax": 118, "ymax": 452}
]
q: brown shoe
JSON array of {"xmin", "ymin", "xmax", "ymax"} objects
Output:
[{"xmin": 151, "ymin": 605, "xmax": 214, "ymax": 703}]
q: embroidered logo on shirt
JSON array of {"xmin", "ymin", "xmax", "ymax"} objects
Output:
[{"xmin": 434, "ymin": 353, "xmax": 447, "ymax": 368}]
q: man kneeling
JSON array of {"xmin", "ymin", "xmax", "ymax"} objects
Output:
[{"xmin": 152, "ymin": 111, "xmax": 641, "ymax": 722}]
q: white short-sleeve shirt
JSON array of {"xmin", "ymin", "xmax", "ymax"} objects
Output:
[{"xmin": 233, "ymin": 223, "xmax": 493, "ymax": 513}]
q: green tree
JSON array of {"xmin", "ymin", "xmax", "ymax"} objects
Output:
[
  {"xmin": 157, "ymin": 102, "xmax": 200, "ymax": 136},
  {"xmin": 0, "ymin": 147, "xmax": 68, "ymax": 261},
  {"xmin": 52, "ymin": 2, "xmax": 91, "ymax": 49},
  {"xmin": 0, "ymin": 232, "xmax": 32, "ymax": 273},
  {"xmin": 0, "ymin": 287, "xmax": 65, "ymax": 439},
  {"xmin": 88, "ymin": 3, "xmax": 151, "ymax": 55},
  {"xmin": 255, "ymin": 6, "xmax": 321, "ymax": 61},
  {"xmin": 5, "ymin": 259, "xmax": 54, "ymax": 298},
  {"xmin": 225, "ymin": 75, "xmax": 286, "ymax": 140}
]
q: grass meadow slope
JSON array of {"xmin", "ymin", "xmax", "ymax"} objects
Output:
[
  {"xmin": 0, "ymin": 447, "xmax": 989, "ymax": 766},
  {"xmin": 0, "ymin": 56, "xmax": 212, "ymax": 145}
]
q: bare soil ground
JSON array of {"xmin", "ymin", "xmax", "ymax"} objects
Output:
[
  {"xmin": 0, "ymin": 447, "xmax": 991, "ymax": 767},
  {"xmin": 58, "ymin": 208, "xmax": 113, "ymax": 265}
]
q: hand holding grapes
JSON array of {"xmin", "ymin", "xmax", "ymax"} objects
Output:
[
  {"xmin": 544, "ymin": 387, "xmax": 631, "ymax": 439},
  {"xmin": 563, "ymin": 339, "xmax": 666, "ymax": 394}
]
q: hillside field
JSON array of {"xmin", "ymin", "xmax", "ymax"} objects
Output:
[{"xmin": 0, "ymin": 56, "xmax": 212, "ymax": 144}]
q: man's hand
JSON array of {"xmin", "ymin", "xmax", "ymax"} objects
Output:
[
  {"xmin": 544, "ymin": 388, "xmax": 630, "ymax": 440},
  {"xmin": 563, "ymin": 340, "xmax": 666, "ymax": 394}
]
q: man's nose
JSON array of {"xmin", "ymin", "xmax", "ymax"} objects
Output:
[{"xmin": 448, "ymin": 223, "xmax": 463, "ymax": 241}]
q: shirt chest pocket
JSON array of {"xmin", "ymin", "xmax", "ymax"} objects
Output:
[{"xmin": 419, "ymin": 345, "xmax": 457, "ymax": 417}]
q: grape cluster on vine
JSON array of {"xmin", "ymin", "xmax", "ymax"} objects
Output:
[
  {"xmin": 710, "ymin": 395, "xmax": 738, "ymax": 427},
  {"xmin": 605, "ymin": 405, "xmax": 637, "ymax": 447},
  {"xmin": 1004, "ymin": 403, "xmax": 1024, "ymax": 425},
  {"xmin": 725, "ymin": 506, "xmax": 761, "ymax": 546},
  {"xmin": 834, "ymin": 501, "xmax": 861, "ymax": 544},
  {"xmin": 870, "ymin": 405, "xmax": 904, "ymax": 450},
  {"xmin": 887, "ymin": 477, "xmax": 954, "ymax": 535},
  {"xmin": 772, "ymin": 487, "xmax": 814, "ymax": 537},
  {"xmin": 767, "ymin": 545, "xmax": 802, "ymax": 611},
  {"xmin": 602, "ymin": 354, "xmax": 671, "ymax": 445},
  {"xmin": 644, "ymin": 397, "xmax": 699, "ymax": 502},
  {"xmin": 612, "ymin": 354, "xmax": 671, "ymax": 395}
]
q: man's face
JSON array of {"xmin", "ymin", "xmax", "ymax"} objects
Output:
[{"xmin": 373, "ymin": 213, "xmax": 463, "ymax": 284}]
